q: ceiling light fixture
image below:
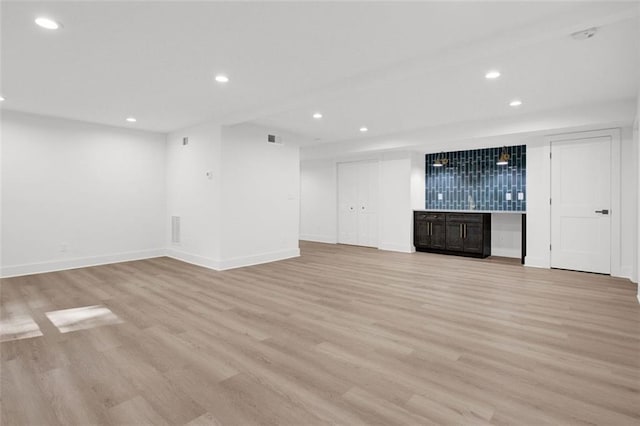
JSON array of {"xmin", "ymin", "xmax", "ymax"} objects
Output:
[
  {"xmin": 313, "ymin": 113, "xmax": 323, "ymax": 119},
  {"xmin": 433, "ymin": 152, "xmax": 449, "ymax": 167},
  {"xmin": 359, "ymin": 127, "xmax": 368, "ymax": 132},
  {"xmin": 35, "ymin": 17, "xmax": 61, "ymax": 30},
  {"xmin": 497, "ymin": 146, "xmax": 510, "ymax": 166},
  {"xmin": 215, "ymin": 74, "xmax": 229, "ymax": 83},
  {"xmin": 485, "ymin": 70, "xmax": 501, "ymax": 79},
  {"xmin": 571, "ymin": 27, "xmax": 598, "ymax": 40},
  {"xmin": 509, "ymin": 99, "xmax": 522, "ymax": 107},
  {"xmin": 126, "ymin": 117, "xmax": 137, "ymax": 123}
]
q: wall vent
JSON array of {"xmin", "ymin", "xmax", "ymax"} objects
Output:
[
  {"xmin": 182, "ymin": 137, "xmax": 189, "ymax": 146},
  {"xmin": 267, "ymin": 134, "xmax": 283, "ymax": 145},
  {"xmin": 171, "ymin": 216, "xmax": 181, "ymax": 244}
]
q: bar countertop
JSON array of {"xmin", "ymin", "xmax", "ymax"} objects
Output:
[{"xmin": 415, "ymin": 209, "xmax": 526, "ymax": 214}]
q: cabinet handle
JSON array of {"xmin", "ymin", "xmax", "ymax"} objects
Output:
[
  {"xmin": 464, "ymin": 224, "xmax": 467, "ymax": 239},
  {"xmin": 459, "ymin": 224, "xmax": 463, "ymax": 238},
  {"xmin": 429, "ymin": 222, "xmax": 432, "ymax": 236}
]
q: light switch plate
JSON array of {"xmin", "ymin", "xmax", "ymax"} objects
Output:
[
  {"xmin": 438, "ymin": 193, "xmax": 443, "ymax": 200},
  {"xmin": 505, "ymin": 192, "xmax": 512, "ymax": 201},
  {"xmin": 517, "ymin": 192, "xmax": 524, "ymax": 200}
]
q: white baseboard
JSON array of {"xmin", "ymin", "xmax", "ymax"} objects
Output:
[
  {"xmin": 217, "ymin": 248, "xmax": 300, "ymax": 270},
  {"xmin": 524, "ymin": 256, "xmax": 550, "ymax": 269},
  {"xmin": 2, "ymin": 246, "xmax": 302, "ymax": 279},
  {"xmin": 378, "ymin": 243, "xmax": 413, "ymax": 253},
  {"xmin": 491, "ymin": 248, "xmax": 521, "ymax": 259},
  {"xmin": 0, "ymin": 249, "xmax": 166, "ymax": 278},
  {"xmin": 299, "ymin": 234, "xmax": 337, "ymax": 244},
  {"xmin": 165, "ymin": 248, "xmax": 222, "ymax": 271},
  {"xmin": 613, "ymin": 266, "xmax": 634, "ymax": 281}
]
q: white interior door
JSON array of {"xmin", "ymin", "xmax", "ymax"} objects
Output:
[
  {"xmin": 551, "ymin": 136, "xmax": 611, "ymax": 274},
  {"xmin": 357, "ymin": 161, "xmax": 379, "ymax": 247},
  {"xmin": 337, "ymin": 160, "xmax": 379, "ymax": 248},
  {"xmin": 338, "ymin": 162, "xmax": 358, "ymax": 245}
]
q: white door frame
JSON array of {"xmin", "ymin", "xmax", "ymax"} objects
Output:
[{"xmin": 547, "ymin": 128, "xmax": 621, "ymax": 276}]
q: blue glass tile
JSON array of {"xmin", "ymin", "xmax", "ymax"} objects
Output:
[{"xmin": 425, "ymin": 145, "xmax": 526, "ymax": 211}]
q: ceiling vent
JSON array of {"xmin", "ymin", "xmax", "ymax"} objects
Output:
[
  {"xmin": 571, "ymin": 27, "xmax": 598, "ymax": 40},
  {"xmin": 267, "ymin": 134, "xmax": 283, "ymax": 145}
]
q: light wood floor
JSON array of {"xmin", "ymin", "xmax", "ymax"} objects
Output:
[{"xmin": 1, "ymin": 241, "xmax": 639, "ymax": 425}]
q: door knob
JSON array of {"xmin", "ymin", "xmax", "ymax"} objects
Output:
[{"xmin": 595, "ymin": 209, "xmax": 609, "ymax": 215}]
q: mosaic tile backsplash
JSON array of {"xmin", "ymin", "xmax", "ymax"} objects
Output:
[{"xmin": 425, "ymin": 145, "xmax": 526, "ymax": 211}]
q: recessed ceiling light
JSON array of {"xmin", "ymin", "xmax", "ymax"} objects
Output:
[
  {"xmin": 215, "ymin": 74, "xmax": 229, "ymax": 83},
  {"xmin": 360, "ymin": 127, "xmax": 368, "ymax": 132},
  {"xmin": 571, "ymin": 27, "xmax": 598, "ymax": 40},
  {"xmin": 126, "ymin": 117, "xmax": 137, "ymax": 123},
  {"xmin": 35, "ymin": 17, "xmax": 61, "ymax": 30},
  {"xmin": 485, "ymin": 70, "xmax": 501, "ymax": 79},
  {"xmin": 509, "ymin": 99, "xmax": 523, "ymax": 107},
  {"xmin": 312, "ymin": 112, "xmax": 323, "ymax": 119}
]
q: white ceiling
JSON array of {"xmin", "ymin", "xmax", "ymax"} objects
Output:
[{"xmin": 2, "ymin": 1, "xmax": 638, "ymax": 145}]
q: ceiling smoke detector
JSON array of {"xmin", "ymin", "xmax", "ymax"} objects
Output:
[{"xmin": 571, "ymin": 27, "xmax": 598, "ymax": 40}]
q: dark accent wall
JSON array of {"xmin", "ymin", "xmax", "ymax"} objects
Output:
[{"xmin": 425, "ymin": 145, "xmax": 526, "ymax": 211}]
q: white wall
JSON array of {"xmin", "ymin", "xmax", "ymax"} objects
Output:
[
  {"xmin": 525, "ymin": 138, "xmax": 552, "ymax": 268},
  {"xmin": 165, "ymin": 122, "xmax": 222, "ymax": 269},
  {"xmin": 635, "ymin": 91, "xmax": 640, "ymax": 299},
  {"xmin": 219, "ymin": 123, "xmax": 301, "ymax": 268},
  {"xmin": 491, "ymin": 214, "xmax": 523, "ymax": 258},
  {"xmin": 1, "ymin": 111, "xmax": 166, "ymax": 277},
  {"xmin": 1, "ymin": 113, "xmax": 302, "ymax": 276},
  {"xmin": 525, "ymin": 127, "xmax": 636, "ymax": 281},
  {"xmin": 300, "ymin": 159, "xmax": 337, "ymax": 243},
  {"xmin": 379, "ymin": 154, "xmax": 413, "ymax": 253},
  {"xmin": 620, "ymin": 127, "xmax": 637, "ymax": 280},
  {"xmin": 410, "ymin": 152, "xmax": 426, "ymax": 211},
  {"xmin": 300, "ymin": 152, "xmax": 423, "ymax": 254}
]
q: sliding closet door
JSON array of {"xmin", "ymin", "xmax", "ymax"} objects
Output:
[{"xmin": 338, "ymin": 160, "xmax": 379, "ymax": 248}]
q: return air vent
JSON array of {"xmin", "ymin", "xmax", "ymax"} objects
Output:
[
  {"xmin": 171, "ymin": 216, "xmax": 181, "ymax": 244},
  {"xmin": 267, "ymin": 134, "xmax": 283, "ymax": 145}
]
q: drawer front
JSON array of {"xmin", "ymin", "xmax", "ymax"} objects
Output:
[
  {"xmin": 414, "ymin": 212, "xmax": 445, "ymax": 222},
  {"xmin": 446, "ymin": 213, "xmax": 484, "ymax": 223},
  {"xmin": 414, "ymin": 212, "xmax": 427, "ymax": 221}
]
